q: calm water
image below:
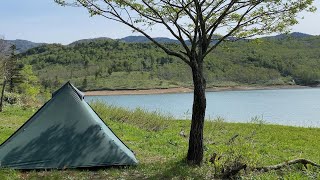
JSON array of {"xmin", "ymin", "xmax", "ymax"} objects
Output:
[{"xmin": 86, "ymin": 88, "xmax": 320, "ymax": 127}]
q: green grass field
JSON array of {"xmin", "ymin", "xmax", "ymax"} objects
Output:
[{"xmin": 0, "ymin": 104, "xmax": 319, "ymax": 179}]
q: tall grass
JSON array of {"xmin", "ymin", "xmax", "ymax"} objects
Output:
[{"xmin": 90, "ymin": 101, "xmax": 172, "ymax": 131}]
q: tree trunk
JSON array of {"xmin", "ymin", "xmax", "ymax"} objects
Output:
[
  {"xmin": 187, "ymin": 63, "xmax": 206, "ymax": 165},
  {"xmin": 0, "ymin": 79, "xmax": 6, "ymax": 112},
  {"xmin": 9, "ymin": 78, "xmax": 14, "ymax": 93}
]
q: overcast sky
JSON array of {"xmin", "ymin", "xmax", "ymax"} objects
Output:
[{"xmin": 1, "ymin": 0, "xmax": 319, "ymax": 45}]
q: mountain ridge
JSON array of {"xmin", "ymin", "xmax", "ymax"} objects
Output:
[
  {"xmin": 6, "ymin": 32, "xmax": 316, "ymax": 53},
  {"xmin": 4, "ymin": 39, "xmax": 45, "ymax": 53},
  {"xmin": 264, "ymin": 32, "xmax": 313, "ymax": 39}
]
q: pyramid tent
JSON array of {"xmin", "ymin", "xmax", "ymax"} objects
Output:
[{"xmin": 0, "ymin": 82, "xmax": 138, "ymax": 169}]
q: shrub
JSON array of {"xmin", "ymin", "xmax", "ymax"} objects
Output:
[{"xmin": 4, "ymin": 92, "xmax": 22, "ymax": 105}]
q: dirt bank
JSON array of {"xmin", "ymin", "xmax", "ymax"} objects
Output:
[{"xmin": 84, "ymin": 85, "xmax": 308, "ymax": 96}]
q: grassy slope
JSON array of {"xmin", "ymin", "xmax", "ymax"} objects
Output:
[{"xmin": 0, "ymin": 104, "xmax": 319, "ymax": 179}]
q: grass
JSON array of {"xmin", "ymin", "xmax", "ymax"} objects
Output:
[
  {"xmin": 0, "ymin": 103, "xmax": 319, "ymax": 179},
  {"xmin": 91, "ymin": 102, "xmax": 172, "ymax": 131}
]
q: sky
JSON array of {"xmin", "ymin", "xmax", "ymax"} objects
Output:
[{"xmin": 0, "ymin": 0, "xmax": 319, "ymax": 45}]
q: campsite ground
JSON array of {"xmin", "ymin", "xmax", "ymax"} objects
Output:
[{"xmin": 0, "ymin": 104, "xmax": 319, "ymax": 179}]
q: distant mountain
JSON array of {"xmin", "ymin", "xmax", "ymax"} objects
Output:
[
  {"xmin": 265, "ymin": 32, "xmax": 313, "ymax": 39},
  {"xmin": 10, "ymin": 32, "xmax": 315, "ymax": 53},
  {"xmin": 68, "ymin": 37, "xmax": 112, "ymax": 46},
  {"xmin": 5, "ymin": 39, "xmax": 44, "ymax": 53},
  {"xmin": 119, "ymin": 36, "xmax": 180, "ymax": 44},
  {"xmin": 67, "ymin": 36, "xmax": 181, "ymax": 45},
  {"xmin": 67, "ymin": 35, "xmax": 245, "ymax": 46},
  {"xmin": 119, "ymin": 35, "xmax": 246, "ymax": 44}
]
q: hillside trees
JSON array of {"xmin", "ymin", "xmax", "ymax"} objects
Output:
[
  {"xmin": 0, "ymin": 42, "xmax": 21, "ymax": 111},
  {"xmin": 0, "ymin": 37, "xmax": 9, "ymax": 112},
  {"xmin": 54, "ymin": 0, "xmax": 316, "ymax": 164},
  {"xmin": 1, "ymin": 38, "xmax": 42, "ymax": 109},
  {"xmin": 21, "ymin": 37, "xmax": 320, "ymax": 90},
  {"xmin": 18, "ymin": 65, "xmax": 41, "ymax": 100}
]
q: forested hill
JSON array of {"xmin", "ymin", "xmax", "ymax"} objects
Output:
[
  {"xmin": 5, "ymin": 39, "xmax": 44, "ymax": 53},
  {"xmin": 19, "ymin": 35, "xmax": 320, "ymax": 91}
]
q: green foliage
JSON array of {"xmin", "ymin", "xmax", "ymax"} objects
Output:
[
  {"xmin": 6, "ymin": 45, "xmax": 23, "ymax": 93},
  {"xmin": 18, "ymin": 65, "xmax": 41, "ymax": 99},
  {"xmin": 0, "ymin": 169, "xmax": 19, "ymax": 180},
  {"xmin": 3, "ymin": 92, "xmax": 22, "ymax": 106},
  {"xmin": 0, "ymin": 44, "xmax": 24, "ymax": 111}
]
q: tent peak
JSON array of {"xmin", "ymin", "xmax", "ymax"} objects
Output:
[{"xmin": 52, "ymin": 82, "xmax": 85, "ymax": 100}]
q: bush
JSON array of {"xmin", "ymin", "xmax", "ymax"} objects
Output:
[{"xmin": 3, "ymin": 92, "xmax": 22, "ymax": 105}]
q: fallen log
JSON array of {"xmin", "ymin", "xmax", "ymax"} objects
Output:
[
  {"xmin": 254, "ymin": 158, "xmax": 320, "ymax": 172},
  {"xmin": 220, "ymin": 158, "xmax": 320, "ymax": 179}
]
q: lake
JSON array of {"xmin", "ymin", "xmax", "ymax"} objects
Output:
[{"xmin": 86, "ymin": 88, "xmax": 320, "ymax": 128}]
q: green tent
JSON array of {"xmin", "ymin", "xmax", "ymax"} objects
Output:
[{"xmin": 0, "ymin": 82, "xmax": 138, "ymax": 169}]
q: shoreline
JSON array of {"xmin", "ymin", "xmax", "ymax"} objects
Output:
[{"xmin": 84, "ymin": 85, "xmax": 310, "ymax": 96}]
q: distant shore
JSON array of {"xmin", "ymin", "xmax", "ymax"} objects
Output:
[{"xmin": 84, "ymin": 85, "xmax": 309, "ymax": 96}]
